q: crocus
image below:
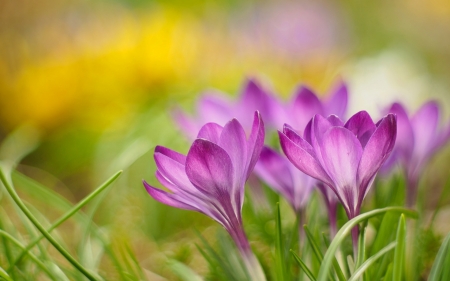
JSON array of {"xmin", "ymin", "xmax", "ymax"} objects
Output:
[
  {"xmin": 279, "ymin": 111, "xmax": 396, "ymax": 252},
  {"xmin": 173, "ymin": 78, "xmax": 281, "ymax": 139},
  {"xmin": 144, "ymin": 111, "xmax": 266, "ymax": 281},
  {"xmin": 286, "ymin": 81, "xmax": 348, "ymax": 136},
  {"xmin": 254, "ymin": 146, "xmax": 315, "ymax": 216},
  {"xmin": 384, "ymin": 101, "xmax": 450, "ymax": 206}
]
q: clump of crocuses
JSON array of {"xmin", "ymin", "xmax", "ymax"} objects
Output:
[
  {"xmin": 383, "ymin": 101, "xmax": 450, "ymax": 206},
  {"xmin": 144, "ymin": 111, "xmax": 266, "ymax": 281}
]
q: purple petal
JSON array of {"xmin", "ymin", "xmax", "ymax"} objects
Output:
[
  {"xmin": 284, "ymin": 126, "xmax": 316, "ymax": 156},
  {"xmin": 219, "ymin": 118, "xmax": 248, "ymax": 187},
  {"xmin": 245, "ymin": 111, "xmax": 265, "ymax": 179},
  {"xmin": 320, "ymin": 127, "xmax": 362, "ymax": 196},
  {"xmin": 311, "ymin": 114, "xmax": 334, "ymax": 166},
  {"xmin": 154, "ymin": 152, "xmax": 199, "ymax": 195},
  {"xmin": 254, "ymin": 146, "xmax": 294, "ymax": 203},
  {"xmin": 172, "ymin": 108, "xmax": 200, "ymax": 140},
  {"xmin": 327, "ymin": 115, "xmax": 344, "ymax": 126},
  {"xmin": 197, "ymin": 123, "xmax": 223, "ymax": 144},
  {"xmin": 357, "ymin": 114, "xmax": 397, "ymax": 199},
  {"xmin": 278, "ymin": 130, "xmax": 333, "ymax": 186},
  {"xmin": 237, "ymin": 79, "xmax": 271, "ymax": 128},
  {"xmin": 155, "ymin": 145, "xmax": 186, "ymax": 165},
  {"xmin": 387, "ymin": 102, "xmax": 414, "ymax": 160},
  {"xmin": 411, "ymin": 101, "xmax": 439, "ymax": 159},
  {"xmin": 344, "ymin": 111, "xmax": 376, "ymax": 148},
  {"xmin": 198, "ymin": 94, "xmax": 233, "ymax": 126},
  {"xmin": 291, "ymin": 86, "xmax": 325, "ymax": 132},
  {"xmin": 186, "ymin": 139, "xmax": 234, "ymax": 197},
  {"xmin": 325, "ymin": 81, "xmax": 348, "ymax": 118},
  {"xmin": 143, "ymin": 180, "xmax": 199, "ymax": 211}
]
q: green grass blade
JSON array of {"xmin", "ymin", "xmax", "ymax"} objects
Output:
[
  {"xmin": 0, "ymin": 266, "xmax": 13, "ymax": 281},
  {"xmin": 0, "ymin": 230, "xmax": 55, "ymax": 279},
  {"xmin": 393, "ymin": 214, "xmax": 406, "ymax": 281},
  {"xmin": 321, "ymin": 233, "xmax": 347, "ymax": 281},
  {"xmin": 316, "ymin": 207, "xmax": 417, "ymax": 281},
  {"xmin": 0, "ymin": 165, "xmax": 100, "ymax": 281},
  {"xmin": 356, "ymin": 222, "xmax": 367, "ymax": 269},
  {"xmin": 290, "ymin": 249, "xmax": 316, "ymax": 281},
  {"xmin": 428, "ymin": 231, "xmax": 450, "ymax": 280},
  {"xmin": 348, "ymin": 242, "xmax": 396, "ymax": 281},
  {"xmin": 167, "ymin": 260, "xmax": 203, "ymax": 281},
  {"xmin": 275, "ymin": 202, "xmax": 287, "ymax": 281},
  {"xmin": 9, "ymin": 170, "xmax": 122, "ymax": 269}
]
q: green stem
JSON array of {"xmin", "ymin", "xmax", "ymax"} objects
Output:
[
  {"xmin": 316, "ymin": 207, "xmax": 417, "ymax": 281},
  {"xmin": 9, "ymin": 170, "xmax": 122, "ymax": 270},
  {"xmin": 0, "ymin": 165, "xmax": 100, "ymax": 281}
]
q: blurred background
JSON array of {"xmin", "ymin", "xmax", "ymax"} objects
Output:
[{"xmin": 1, "ymin": 0, "xmax": 450, "ymax": 279}]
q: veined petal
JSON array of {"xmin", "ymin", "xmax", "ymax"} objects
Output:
[
  {"xmin": 246, "ymin": 111, "xmax": 265, "ymax": 179},
  {"xmin": 411, "ymin": 101, "xmax": 439, "ymax": 158},
  {"xmin": 320, "ymin": 127, "xmax": 362, "ymax": 193},
  {"xmin": 154, "ymin": 152, "xmax": 199, "ymax": 195},
  {"xmin": 357, "ymin": 114, "xmax": 397, "ymax": 199},
  {"xmin": 344, "ymin": 111, "xmax": 376, "ymax": 148},
  {"xmin": 284, "ymin": 126, "xmax": 316, "ymax": 156},
  {"xmin": 143, "ymin": 181, "xmax": 199, "ymax": 211},
  {"xmin": 197, "ymin": 123, "xmax": 223, "ymax": 144},
  {"xmin": 219, "ymin": 118, "xmax": 248, "ymax": 187},
  {"xmin": 311, "ymin": 114, "xmax": 334, "ymax": 166},
  {"xmin": 325, "ymin": 81, "xmax": 348, "ymax": 118},
  {"xmin": 278, "ymin": 130, "xmax": 333, "ymax": 186},
  {"xmin": 186, "ymin": 139, "xmax": 234, "ymax": 197},
  {"xmin": 155, "ymin": 145, "xmax": 186, "ymax": 165}
]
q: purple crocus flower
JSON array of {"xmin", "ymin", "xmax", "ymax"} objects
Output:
[
  {"xmin": 286, "ymin": 82, "xmax": 348, "ymax": 136},
  {"xmin": 254, "ymin": 146, "xmax": 315, "ymax": 215},
  {"xmin": 144, "ymin": 111, "xmax": 266, "ymax": 280},
  {"xmin": 384, "ymin": 101, "xmax": 450, "ymax": 206},
  {"xmin": 279, "ymin": 111, "xmax": 397, "ymax": 252},
  {"xmin": 174, "ymin": 78, "xmax": 281, "ymax": 139}
]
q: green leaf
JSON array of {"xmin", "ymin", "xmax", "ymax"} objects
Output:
[
  {"xmin": 290, "ymin": 249, "xmax": 316, "ymax": 281},
  {"xmin": 348, "ymin": 242, "xmax": 396, "ymax": 281},
  {"xmin": 392, "ymin": 214, "xmax": 406, "ymax": 281},
  {"xmin": 356, "ymin": 222, "xmax": 367, "ymax": 269},
  {"xmin": 428, "ymin": 231, "xmax": 450, "ymax": 280},
  {"xmin": 316, "ymin": 207, "xmax": 417, "ymax": 281},
  {"xmin": 275, "ymin": 202, "xmax": 287, "ymax": 281},
  {"xmin": 0, "ymin": 165, "xmax": 101, "ymax": 281},
  {"xmin": 167, "ymin": 260, "xmax": 202, "ymax": 281}
]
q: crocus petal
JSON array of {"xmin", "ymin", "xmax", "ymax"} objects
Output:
[
  {"xmin": 279, "ymin": 130, "xmax": 333, "ymax": 186},
  {"xmin": 154, "ymin": 152, "xmax": 200, "ymax": 196},
  {"xmin": 327, "ymin": 115, "xmax": 344, "ymax": 127},
  {"xmin": 245, "ymin": 111, "xmax": 265, "ymax": 179},
  {"xmin": 320, "ymin": 127, "xmax": 362, "ymax": 197},
  {"xmin": 198, "ymin": 93, "xmax": 234, "ymax": 126},
  {"xmin": 344, "ymin": 111, "xmax": 376, "ymax": 148},
  {"xmin": 219, "ymin": 118, "xmax": 248, "ymax": 188},
  {"xmin": 197, "ymin": 123, "xmax": 223, "ymax": 144},
  {"xmin": 254, "ymin": 147, "xmax": 294, "ymax": 203},
  {"xmin": 284, "ymin": 126, "xmax": 316, "ymax": 156},
  {"xmin": 172, "ymin": 108, "xmax": 200, "ymax": 140},
  {"xmin": 186, "ymin": 139, "xmax": 234, "ymax": 197},
  {"xmin": 155, "ymin": 145, "xmax": 186, "ymax": 165},
  {"xmin": 237, "ymin": 79, "xmax": 271, "ymax": 129},
  {"xmin": 357, "ymin": 114, "xmax": 397, "ymax": 199},
  {"xmin": 411, "ymin": 101, "xmax": 439, "ymax": 158},
  {"xmin": 143, "ymin": 180, "xmax": 199, "ymax": 211},
  {"xmin": 325, "ymin": 81, "xmax": 348, "ymax": 118},
  {"xmin": 388, "ymin": 102, "xmax": 414, "ymax": 160},
  {"xmin": 291, "ymin": 86, "xmax": 325, "ymax": 131},
  {"xmin": 311, "ymin": 114, "xmax": 334, "ymax": 166}
]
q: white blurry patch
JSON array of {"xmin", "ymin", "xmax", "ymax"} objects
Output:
[{"xmin": 343, "ymin": 50, "xmax": 449, "ymax": 119}]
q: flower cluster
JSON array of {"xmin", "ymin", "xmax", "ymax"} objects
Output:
[{"xmin": 143, "ymin": 77, "xmax": 450, "ymax": 279}]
